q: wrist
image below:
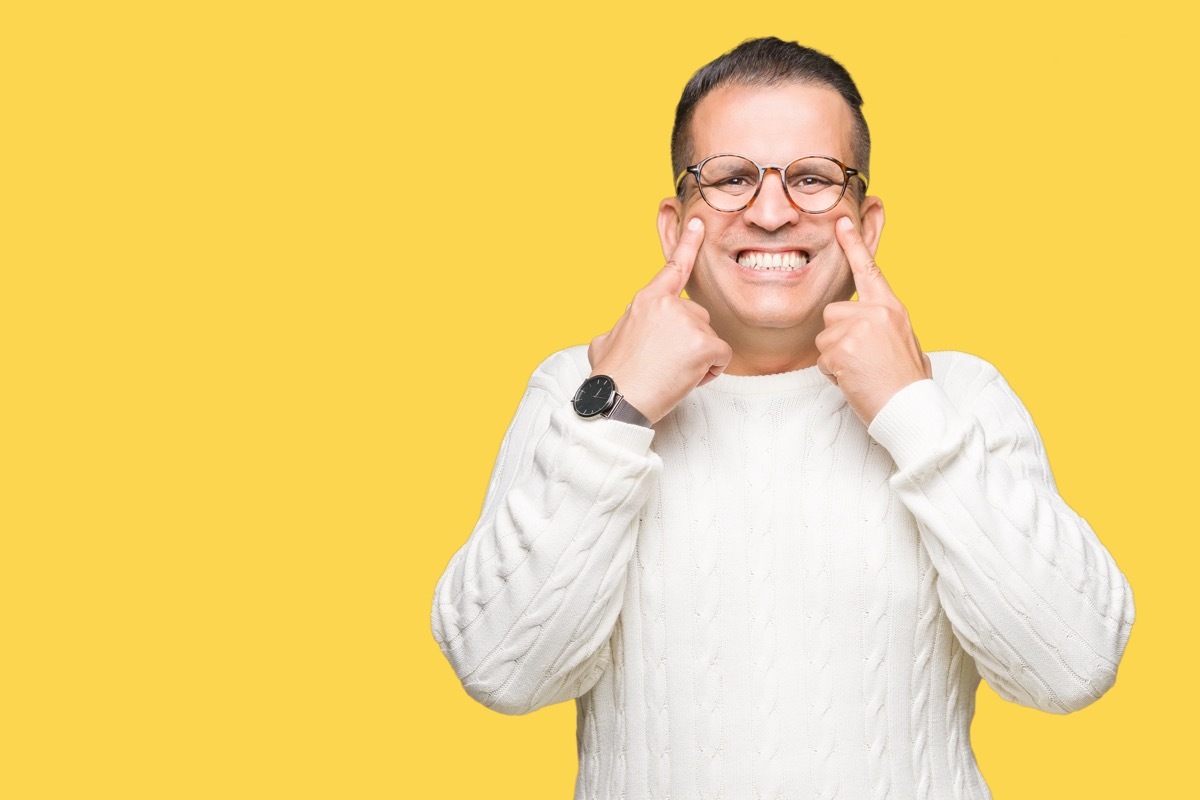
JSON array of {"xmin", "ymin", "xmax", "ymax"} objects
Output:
[{"xmin": 573, "ymin": 373, "xmax": 653, "ymax": 428}]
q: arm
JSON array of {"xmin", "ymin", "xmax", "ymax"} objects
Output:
[
  {"xmin": 434, "ymin": 219, "xmax": 726, "ymax": 714},
  {"xmin": 868, "ymin": 354, "xmax": 1135, "ymax": 713},
  {"xmin": 431, "ymin": 348, "xmax": 660, "ymax": 715}
]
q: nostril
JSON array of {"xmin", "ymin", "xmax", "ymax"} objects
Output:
[{"xmin": 746, "ymin": 179, "xmax": 802, "ymax": 217}]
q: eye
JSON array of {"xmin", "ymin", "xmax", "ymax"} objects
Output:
[
  {"xmin": 697, "ymin": 156, "xmax": 760, "ymax": 195},
  {"xmin": 791, "ymin": 174, "xmax": 833, "ymax": 187},
  {"xmin": 702, "ymin": 173, "xmax": 758, "ymax": 195},
  {"xmin": 788, "ymin": 173, "xmax": 838, "ymax": 194},
  {"xmin": 714, "ymin": 175, "xmax": 753, "ymax": 187}
]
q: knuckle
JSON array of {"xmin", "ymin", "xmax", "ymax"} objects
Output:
[
  {"xmin": 709, "ymin": 340, "xmax": 733, "ymax": 364},
  {"xmin": 856, "ymin": 256, "xmax": 879, "ymax": 276},
  {"xmin": 632, "ymin": 289, "xmax": 656, "ymax": 311},
  {"xmin": 683, "ymin": 299, "xmax": 709, "ymax": 322}
]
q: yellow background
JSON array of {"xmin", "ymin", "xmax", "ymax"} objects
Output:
[{"xmin": 2, "ymin": 1, "xmax": 1193, "ymax": 797}]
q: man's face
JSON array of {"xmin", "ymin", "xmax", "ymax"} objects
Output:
[{"xmin": 658, "ymin": 82, "xmax": 884, "ymax": 348}]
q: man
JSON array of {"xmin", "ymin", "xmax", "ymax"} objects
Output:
[{"xmin": 432, "ymin": 38, "xmax": 1133, "ymax": 799}]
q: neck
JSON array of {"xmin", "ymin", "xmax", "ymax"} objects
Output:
[{"xmin": 719, "ymin": 323, "xmax": 823, "ymax": 376}]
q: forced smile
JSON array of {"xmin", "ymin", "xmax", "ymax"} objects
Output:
[{"xmin": 735, "ymin": 249, "xmax": 809, "ymax": 272}]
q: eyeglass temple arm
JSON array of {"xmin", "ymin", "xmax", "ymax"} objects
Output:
[{"xmin": 674, "ymin": 167, "xmax": 698, "ymax": 194}]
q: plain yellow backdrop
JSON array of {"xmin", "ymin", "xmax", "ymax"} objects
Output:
[{"xmin": 2, "ymin": 1, "xmax": 1193, "ymax": 797}]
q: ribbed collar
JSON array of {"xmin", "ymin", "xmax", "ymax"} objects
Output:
[{"xmin": 699, "ymin": 364, "xmax": 832, "ymax": 396}]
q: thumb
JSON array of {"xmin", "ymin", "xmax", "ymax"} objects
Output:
[
  {"xmin": 646, "ymin": 217, "xmax": 705, "ymax": 296},
  {"xmin": 836, "ymin": 215, "xmax": 892, "ymax": 302}
]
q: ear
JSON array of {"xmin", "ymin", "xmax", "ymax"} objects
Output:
[
  {"xmin": 657, "ymin": 196, "xmax": 684, "ymax": 261},
  {"xmin": 857, "ymin": 194, "xmax": 885, "ymax": 257}
]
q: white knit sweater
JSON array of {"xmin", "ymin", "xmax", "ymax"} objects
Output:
[{"xmin": 432, "ymin": 346, "xmax": 1134, "ymax": 800}]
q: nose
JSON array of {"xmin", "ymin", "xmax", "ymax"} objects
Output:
[{"xmin": 741, "ymin": 167, "xmax": 801, "ymax": 231}]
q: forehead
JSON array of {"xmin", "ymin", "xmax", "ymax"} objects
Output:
[{"xmin": 689, "ymin": 82, "xmax": 855, "ymax": 165}]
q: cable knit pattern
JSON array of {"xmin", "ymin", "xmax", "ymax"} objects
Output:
[
  {"xmin": 859, "ymin": 438, "xmax": 892, "ymax": 800},
  {"xmin": 635, "ymin": 490, "xmax": 670, "ymax": 798},
  {"xmin": 432, "ymin": 347, "xmax": 1134, "ymax": 799},
  {"xmin": 802, "ymin": 389, "xmax": 841, "ymax": 799},
  {"xmin": 743, "ymin": 398, "xmax": 782, "ymax": 799},
  {"xmin": 910, "ymin": 530, "xmax": 938, "ymax": 800},
  {"xmin": 688, "ymin": 393, "xmax": 725, "ymax": 799},
  {"xmin": 944, "ymin": 642, "xmax": 979, "ymax": 799}
]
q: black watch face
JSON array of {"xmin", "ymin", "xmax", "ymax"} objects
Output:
[{"xmin": 573, "ymin": 375, "xmax": 616, "ymax": 417}]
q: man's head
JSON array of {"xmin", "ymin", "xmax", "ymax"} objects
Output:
[
  {"xmin": 671, "ymin": 38, "xmax": 871, "ymax": 200},
  {"xmin": 657, "ymin": 39, "xmax": 885, "ymax": 372}
]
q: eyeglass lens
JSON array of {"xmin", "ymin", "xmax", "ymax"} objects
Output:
[{"xmin": 697, "ymin": 156, "xmax": 847, "ymax": 213}]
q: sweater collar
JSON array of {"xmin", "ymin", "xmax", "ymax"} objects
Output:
[{"xmin": 700, "ymin": 364, "xmax": 831, "ymax": 396}]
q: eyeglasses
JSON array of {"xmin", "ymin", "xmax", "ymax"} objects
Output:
[{"xmin": 675, "ymin": 154, "xmax": 868, "ymax": 214}]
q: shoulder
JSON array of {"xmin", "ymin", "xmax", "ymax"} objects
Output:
[
  {"xmin": 927, "ymin": 350, "xmax": 1037, "ymax": 432},
  {"xmin": 927, "ymin": 350, "xmax": 1008, "ymax": 404},
  {"xmin": 526, "ymin": 345, "xmax": 592, "ymax": 400}
]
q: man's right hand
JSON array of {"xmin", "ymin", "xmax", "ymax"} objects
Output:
[{"xmin": 587, "ymin": 218, "xmax": 733, "ymax": 425}]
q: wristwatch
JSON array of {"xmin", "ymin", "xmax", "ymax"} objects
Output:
[{"xmin": 572, "ymin": 374, "xmax": 652, "ymax": 428}]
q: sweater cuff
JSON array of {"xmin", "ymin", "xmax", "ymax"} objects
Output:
[
  {"xmin": 560, "ymin": 406, "xmax": 656, "ymax": 456},
  {"xmin": 867, "ymin": 379, "xmax": 964, "ymax": 471}
]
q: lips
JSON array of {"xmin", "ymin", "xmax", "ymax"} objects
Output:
[{"xmin": 735, "ymin": 249, "xmax": 809, "ymax": 271}]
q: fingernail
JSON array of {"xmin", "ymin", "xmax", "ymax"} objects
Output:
[
  {"xmin": 687, "ymin": 218, "xmax": 703, "ymax": 231},
  {"xmin": 837, "ymin": 217, "xmax": 854, "ymax": 231}
]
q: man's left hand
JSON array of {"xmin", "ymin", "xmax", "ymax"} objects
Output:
[{"xmin": 815, "ymin": 216, "xmax": 933, "ymax": 426}]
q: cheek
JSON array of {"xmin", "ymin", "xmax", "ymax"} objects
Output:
[
  {"xmin": 683, "ymin": 253, "xmax": 727, "ymax": 306},
  {"xmin": 827, "ymin": 257, "xmax": 856, "ymax": 300},
  {"xmin": 690, "ymin": 231, "xmax": 729, "ymax": 277}
]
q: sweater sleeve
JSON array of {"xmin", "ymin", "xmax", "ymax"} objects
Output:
[
  {"xmin": 431, "ymin": 348, "xmax": 660, "ymax": 715},
  {"xmin": 867, "ymin": 354, "xmax": 1135, "ymax": 714}
]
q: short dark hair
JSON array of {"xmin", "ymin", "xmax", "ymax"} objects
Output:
[{"xmin": 671, "ymin": 37, "xmax": 870, "ymax": 198}]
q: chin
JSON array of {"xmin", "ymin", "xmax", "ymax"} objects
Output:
[{"xmin": 733, "ymin": 298, "xmax": 819, "ymax": 331}]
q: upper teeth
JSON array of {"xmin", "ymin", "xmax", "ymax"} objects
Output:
[{"xmin": 738, "ymin": 251, "xmax": 807, "ymax": 270}]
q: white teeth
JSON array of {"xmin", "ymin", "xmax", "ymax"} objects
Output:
[{"xmin": 736, "ymin": 251, "xmax": 808, "ymax": 271}]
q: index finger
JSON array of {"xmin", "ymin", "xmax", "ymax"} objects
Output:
[
  {"xmin": 835, "ymin": 216, "xmax": 892, "ymax": 302},
  {"xmin": 646, "ymin": 217, "xmax": 705, "ymax": 296}
]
